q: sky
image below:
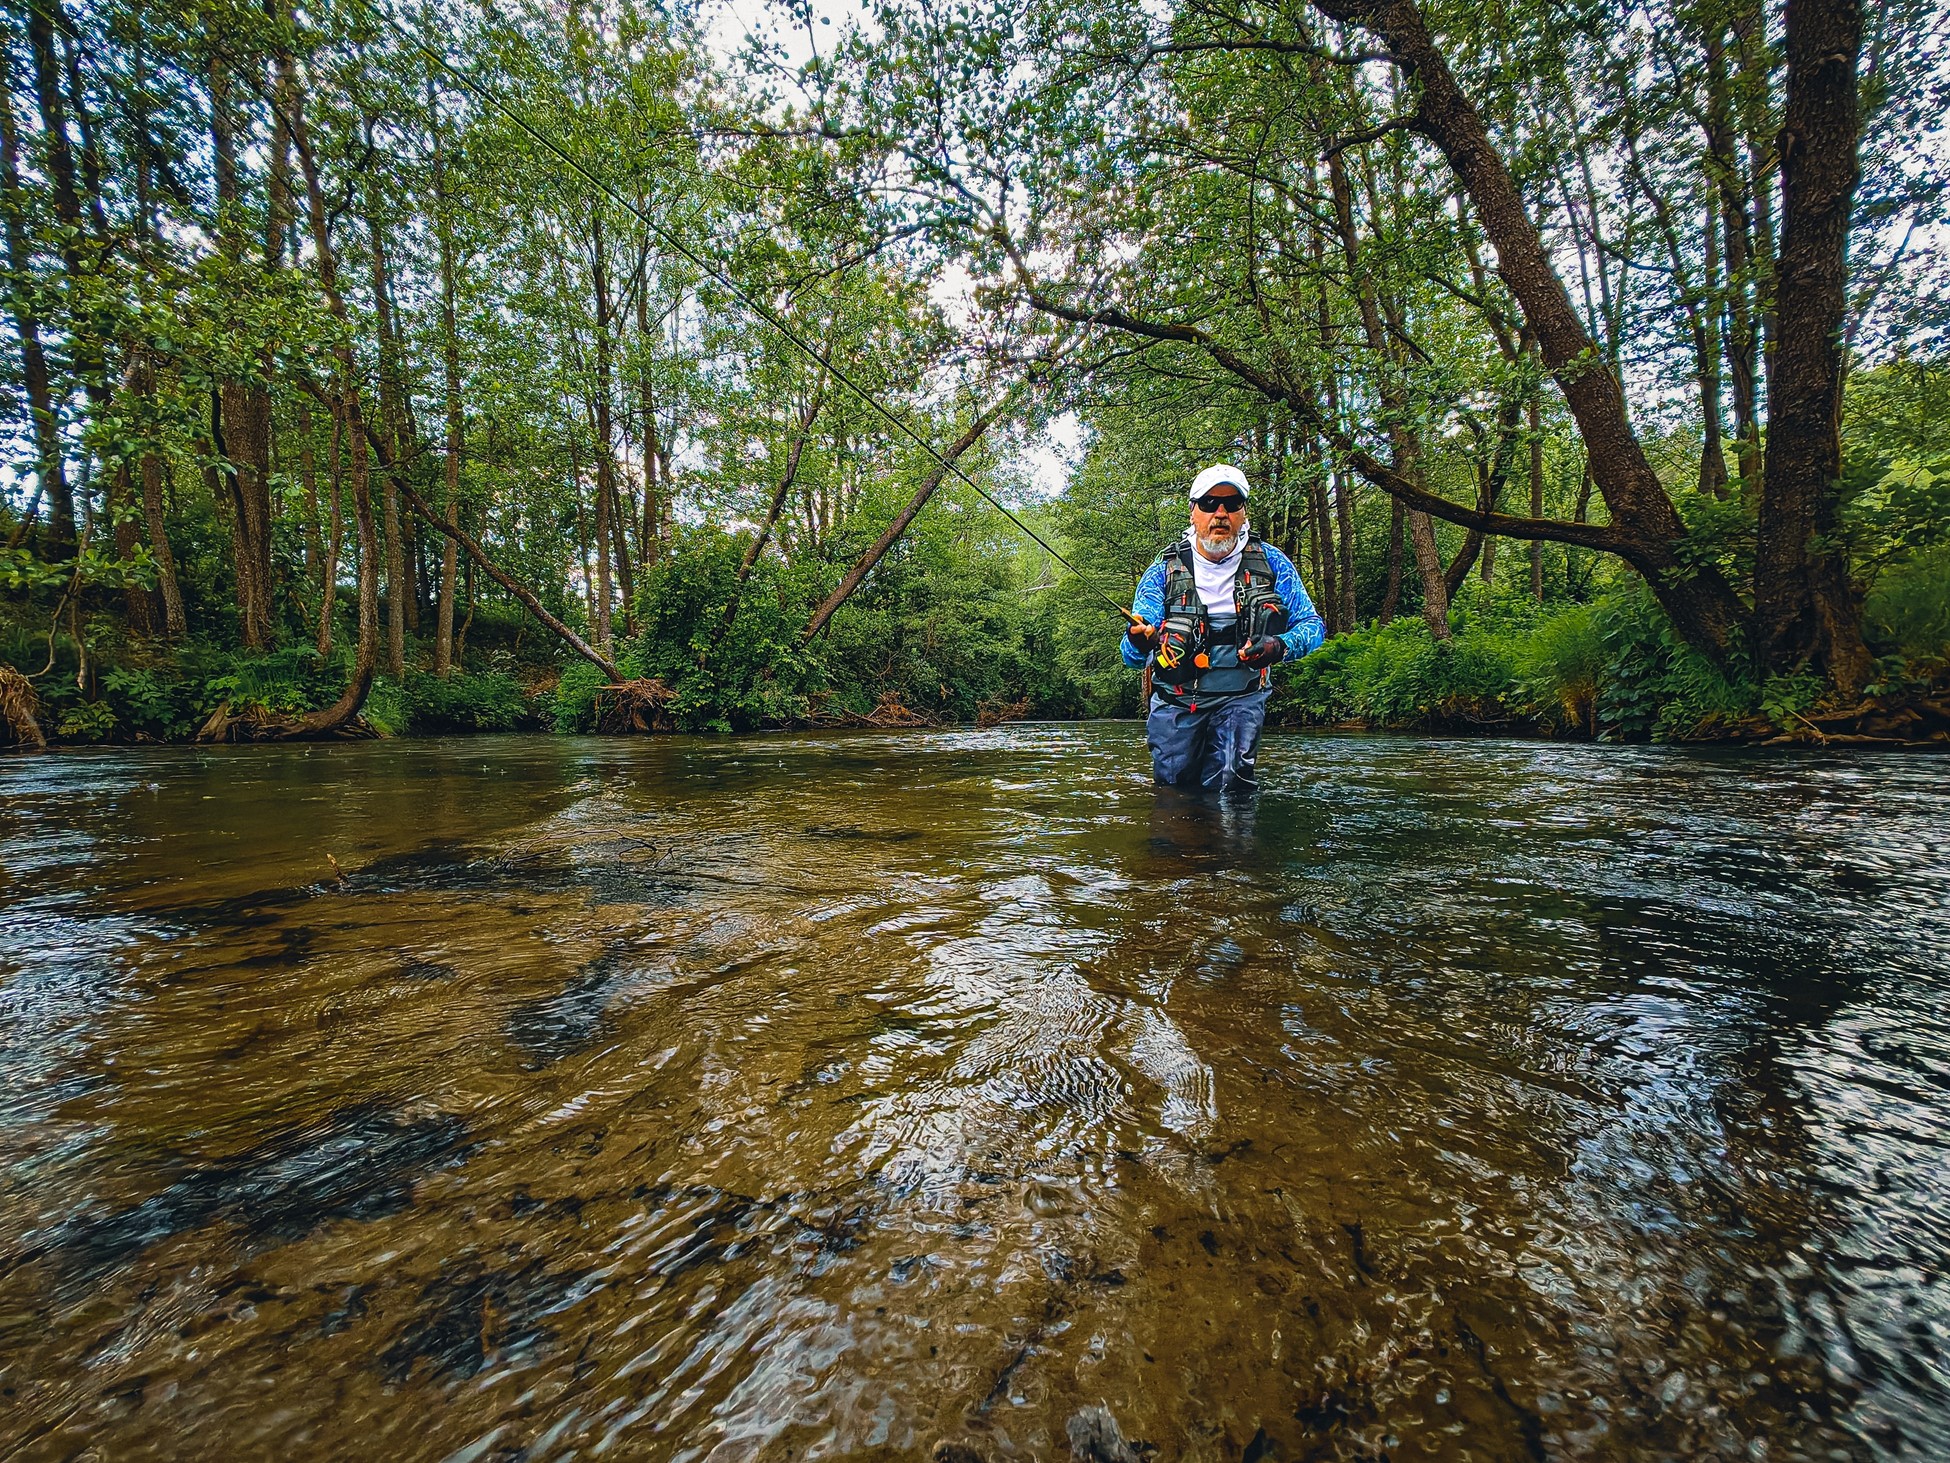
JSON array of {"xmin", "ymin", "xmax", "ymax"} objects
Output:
[{"xmin": 701, "ymin": 0, "xmax": 1089, "ymax": 498}]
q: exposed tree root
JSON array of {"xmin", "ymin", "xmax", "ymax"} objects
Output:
[
  {"xmin": 595, "ymin": 678, "xmax": 677, "ymax": 735},
  {"xmin": 0, "ymin": 666, "xmax": 47, "ymax": 749},
  {"xmin": 805, "ymin": 690, "xmax": 941, "ymax": 729},
  {"xmin": 195, "ymin": 701, "xmax": 381, "ymax": 743}
]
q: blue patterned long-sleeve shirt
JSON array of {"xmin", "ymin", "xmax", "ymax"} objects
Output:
[{"xmin": 1120, "ymin": 538, "xmax": 1327, "ymax": 668}]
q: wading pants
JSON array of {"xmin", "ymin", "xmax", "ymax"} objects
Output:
[{"xmin": 1146, "ymin": 689, "xmax": 1269, "ymax": 793}]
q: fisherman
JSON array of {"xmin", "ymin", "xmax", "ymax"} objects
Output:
[{"xmin": 1123, "ymin": 464, "xmax": 1326, "ymax": 792}]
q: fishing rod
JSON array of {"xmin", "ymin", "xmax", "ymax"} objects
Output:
[{"xmin": 345, "ymin": 0, "xmax": 1144, "ymax": 627}]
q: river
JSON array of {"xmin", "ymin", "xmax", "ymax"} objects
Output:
[{"xmin": 2, "ymin": 727, "xmax": 1947, "ymax": 1461}]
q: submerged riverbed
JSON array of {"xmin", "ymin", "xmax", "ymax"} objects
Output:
[{"xmin": 1, "ymin": 727, "xmax": 1947, "ymax": 1461}]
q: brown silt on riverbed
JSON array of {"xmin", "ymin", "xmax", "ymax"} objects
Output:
[{"xmin": 2, "ymin": 727, "xmax": 1947, "ymax": 1460}]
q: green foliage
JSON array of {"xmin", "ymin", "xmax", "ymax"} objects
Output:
[
  {"xmin": 550, "ymin": 661, "xmax": 610, "ymax": 734},
  {"xmin": 1843, "ymin": 362, "xmax": 1950, "ymax": 568},
  {"xmin": 1270, "ymin": 584, "xmax": 1881, "ymax": 742},
  {"xmin": 201, "ymin": 646, "xmax": 346, "ymax": 717},
  {"xmin": 364, "ymin": 677, "xmax": 408, "ymax": 737},
  {"xmin": 101, "ymin": 666, "xmax": 204, "ymax": 740},
  {"xmin": 402, "ymin": 670, "xmax": 534, "ymax": 733},
  {"xmin": 1515, "ymin": 603, "xmax": 1604, "ymax": 736},
  {"xmin": 56, "ymin": 700, "xmax": 119, "ymax": 743},
  {"xmin": 1863, "ymin": 542, "xmax": 1950, "ymax": 660},
  {"xmin": 1593, "ymin": 589, "xmax": 1760, "ymax": 741},
  {"xmin": 622, "ymin": 532, "xmax": 824, "ymax": 732}
]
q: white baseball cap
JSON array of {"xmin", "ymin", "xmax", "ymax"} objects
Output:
[{"xmin": 1190, "ymin": 463, "xmax": 1250, "ymax": 500}]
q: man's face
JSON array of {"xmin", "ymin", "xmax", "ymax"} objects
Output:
[{"xmin": 1190, "ymin": 489, "xmax": 1246, "ymax": 557}]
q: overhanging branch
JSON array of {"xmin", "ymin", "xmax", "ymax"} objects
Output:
[{"xmin": 1026, "ymin": 292, "xmax": 1622, "ymax": 552}]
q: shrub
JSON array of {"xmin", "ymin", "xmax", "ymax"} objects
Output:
[
  {"xmin": 1516, "ymin": 603, "xmax": 1603, "ymax": 736},
  {"xmin": 1864, "ymin": 542, "xmax": 1950, "ymax": 660},
  {"xmin": 363, "ymin": 677, "xmax": 408, "ymax": 737},
  {"xmin": 56, "ymin": 699, "xmax": 118, "ymax": 743},
  {"xmin": 201, "ymin": 645, "xmax": 347, "ymax": 718},
  {"xmin": 550, "ymin": 660, "xmax": 609, "ymax": 733},
  {"xmin": 1592, "ymin": 587, "xmax": 1759, "ymax": 741},
  {"xmin": 402, "ymin": 669, "xmax": 531, "ymax": 733},
  {"xmin": 101, "ymin": 666, "xmax": 203, "ymax": 740}
]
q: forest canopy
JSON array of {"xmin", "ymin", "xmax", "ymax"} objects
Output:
[{"xmin": 1, "ymin": 0, "xmax": 1947, "ymax": 745}]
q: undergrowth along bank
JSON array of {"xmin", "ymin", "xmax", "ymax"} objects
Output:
[{"xmin": 8, "ymin": 543, "xmax": 1946, "ymax": 747}]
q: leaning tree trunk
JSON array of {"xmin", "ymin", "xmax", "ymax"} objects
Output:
[
  {"xmin": 1313, "ymin": 0, "xmax": 1749, "ymax": 667},
  {"xmin": 1753, "ymin": 0, "xmax": 1872, "ymax": 695},
  {"xmin": 804, "ymin": 402, "xmax": 1003, "ymax": 641}
]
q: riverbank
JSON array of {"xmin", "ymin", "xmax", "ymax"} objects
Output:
[{"xmin": 6, "ymin": 574, "xmax": 1947, "ymax": 751}]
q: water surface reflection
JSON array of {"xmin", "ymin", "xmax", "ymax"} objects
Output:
[{"xmin": 1, "ymin": 728, "xmax": 1946, "ymax": 1460}]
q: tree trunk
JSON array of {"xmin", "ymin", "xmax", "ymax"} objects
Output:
[
  {"xmin": 1697, "ymin": 189, "xmax": 1729, "ymax": 498},
  {"xmin": 209, "ymin": 45, "xmax": 276, "ymax": 649},
  {"xmin": 1313, "ymin": 0, "xmax": 1748, "ymax": 666},
  {"xmin": 1705, "ymin": 20, "xmax": 1762, "ymax": 486},
  {"xmin": 366, "ymin": 193, "xmax": 410, "ymax": 675},
  {"xmin": 1333, "ymin": 466, "xmax": 1356, "ymax": 628},
  {"xmin": 1753, "ymin": 0, "xmax": 1872, "ymax": 694},
  {"xmin": 638, "ymin": 267, "xmax": 670, "ymax": 566},
  {"xmin": 317, "ymin": 392, "xmax": 343, "ymax": 655},
  {"xmin": 322, "ymin": 388, "xmax": 619, "ymax": 680},
  {"xmin": 724, "ymin": 350, "xmax": 834, "ymax": 636},
  {"xmin": 590, "ymin": 209, "xmax": 633, "ymax": 636},
  {"xmin": 1379, "ymin": 497, "xmax": 1404, "ymax": 625},
  {"xmin": 432, "ymin": 84, "xmax": 463, "ymax": 676},
  {"xmin": 0, "ymin": 51, "xmax": 72, "ymax": 555},
  {"xmin": 1326, "ymin": 137, "xmax": 1449, "ymax": 637},
  {"xmin": 1528, "ymin": 390, "xmax": 1544, "ymax": 603}
]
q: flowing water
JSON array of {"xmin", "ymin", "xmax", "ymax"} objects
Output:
[{"xmin": 2, "ymin": 727, "xmax": 1948, "ymax": 1462}]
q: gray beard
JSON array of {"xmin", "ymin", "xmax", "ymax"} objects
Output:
[{"xmin": 1196, "ymin": 526, "xmax": 1242, "ymax": 558}]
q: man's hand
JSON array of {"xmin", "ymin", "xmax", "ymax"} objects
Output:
[
  {"xmin": 1239, "ymin": 634, "xmax": 1285, "ymax": 668},
  {"xmin": 1125, "ymin": 620, "xmax": 1161, "ymax": 653}
]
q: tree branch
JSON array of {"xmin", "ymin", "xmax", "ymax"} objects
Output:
[{"xmin": 1027, "ymin": 291, "xmax": 1622, "ymax": 551}]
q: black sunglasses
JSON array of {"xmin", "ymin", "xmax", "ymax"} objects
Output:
[{"xmin": 1193, "ymin": 492, "xmax": 1246, "ymax": 513}]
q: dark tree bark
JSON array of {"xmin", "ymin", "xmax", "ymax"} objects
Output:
[
  {"xmin": 1311, "ymin": 0, "xmax": 1749, "ymax": 667},
  {"xmin": 432, "ymin": 83, "xmax": 463, "ymax": 676},
  {"xmin": 0, "ymin": 51, "xmax": 72, "ymax": 554},
  {"xmin": 1753, "ymin": 0, "xmax": 1872, "ymax": 693},
  {"xmin": 1379, "ymin": 496, "xmax": 1404, "ymax": 625}
]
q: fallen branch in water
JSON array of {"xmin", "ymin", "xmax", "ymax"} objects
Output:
[
  {"xmin": 976, "ymin": 696, "xmax": 1028, "ymax": 729},
  {"xmin": 802, "ymin": 690, "xmax": 942, "ymax": 728},
  {"xmin": 197, "ymin": 700, "xmax": 381, "ymax": 743}
]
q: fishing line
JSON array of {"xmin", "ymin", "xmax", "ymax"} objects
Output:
[{"xmin": 345, "ymin": 0, "xmax": 1142, "ymax": 625}]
